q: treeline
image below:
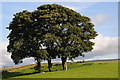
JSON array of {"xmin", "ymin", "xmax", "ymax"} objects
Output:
[{"xmin": 7, "ymin": 4, "xmax": 97, "ymax": 72}]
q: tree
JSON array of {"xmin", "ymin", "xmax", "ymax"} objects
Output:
[
  {"xmin": 35, "ymin": 4, "xmax": 97, "ymax": 70},
  {"xmin": 7, "ymin": 10, "xmax": 49, "ymax": 73},
  {"xmin": 7, "ymin": 4, "xmax": 97, "ymax": 72},
  {"xmin": 31, "ymin": 9, "xmax": 62, "ymax": 72}
]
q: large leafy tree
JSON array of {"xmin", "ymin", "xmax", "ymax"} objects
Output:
[
  {"xmin": 7, "ymin": 4, "xmax": 97, "ymax": 72},
  {"xmin": 7, "ymin": 10, "xmax": 49, "ymax": 72},
  {"xmin": 34, "ymin": 4, "xmax": 98, "ymax": 70}
]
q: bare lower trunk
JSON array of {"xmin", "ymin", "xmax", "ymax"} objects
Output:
[
  {"xmin": 48, "ymin": 60, "xmax": 52, "ymax": 72},
  {"xmin": 35, "ymin": 58, "xmax": 41, "ymax": 73},
  {"xmin": 61, "ymin": 56, "xmax": 67, "ymax": 70}
]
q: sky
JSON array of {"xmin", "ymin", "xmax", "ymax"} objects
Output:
[{"xmin": 0, "ymin": 1, "xmax": 119, "ymax": 67}]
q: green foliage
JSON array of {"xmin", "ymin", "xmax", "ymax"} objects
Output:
[
  {"xmin": 7, "ymin": 4, "xmax": 97, "ymax": 71},
  {"xmin": 33, "ymin": 4, "xmax": 98, "ymax": 60}
]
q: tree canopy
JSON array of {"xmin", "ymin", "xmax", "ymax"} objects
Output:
[{"xmin": 7, "ymin": 4, "xmax": 98, "ymax": 72}]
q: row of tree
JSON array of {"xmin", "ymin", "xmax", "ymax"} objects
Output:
[{"xmin": 7, "ymin": 4, "xmax": 97, "ymax": 72}]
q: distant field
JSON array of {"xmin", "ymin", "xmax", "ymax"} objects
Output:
[{"xmin": 2, "ymin": 60, "xmax": 118, "ymax": 79}]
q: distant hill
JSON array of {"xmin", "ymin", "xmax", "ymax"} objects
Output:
[{"xmin": 86, "ymin": 58, "xmax": 119, "ymax": 62}]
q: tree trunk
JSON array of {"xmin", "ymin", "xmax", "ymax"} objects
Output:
[
  {"xmin": 61, "ymin": 56, "xmax": 67, "ymax": 70},
  {"xmin": 36, "ymin": 58, "xmax": 41, "ymax": 73},
  {"xmin": 48, "ymin": 60, "xmax": 52, "ymax": 72}
]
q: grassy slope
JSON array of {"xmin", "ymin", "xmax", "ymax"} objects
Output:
[{"xmin": 5, "ymin": 61, "xmax": 118, "ymax": 78}]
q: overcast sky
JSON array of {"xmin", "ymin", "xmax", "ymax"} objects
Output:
[{"xmin": 0, "ymin": 1, "xmax": 119, "ymax": 67}]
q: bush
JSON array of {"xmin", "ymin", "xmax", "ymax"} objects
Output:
[
  {"xmin": 2, "ymin": 70, "xmax": 9, "ymax": 74},
  {"xmin": 76, "ymin": 61, "xmax": 86, "ymax": 63}
]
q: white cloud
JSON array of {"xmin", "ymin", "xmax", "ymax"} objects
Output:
[
  {"xmin": 92, "ymin": 14, "xmax": 110, "ymax": 26},
  {"xmin": 0, "ymin": 42, "xmax": 35, "ymax": 68},
  {"xmin": 83, "ymin": 34, "xmax": 118, "ymax": 59},
  {"xmin": 92, "ymin": 34, "xmax": 118, "ymax": 52},
  {"xmin": 0, "ymin": 42, "xmax": 12, "ymax": 67},
  {"xmin": 0, "ymin": 42, "xmax": 8, "ymax": 51}
]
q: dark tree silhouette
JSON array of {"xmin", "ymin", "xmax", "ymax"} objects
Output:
[{"xmin": 7, "ymin": 4, "xmax": 97, "ymax": 72}]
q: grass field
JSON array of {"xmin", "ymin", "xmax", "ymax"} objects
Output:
[{"xmin": 2, "ymin": 60, "xmax": 118, "ymax": 79}]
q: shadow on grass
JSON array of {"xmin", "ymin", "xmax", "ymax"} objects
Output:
[
  {"xmin": 2, "ymin": 63, "xmax": 94, "ymax": 79},
  {"xmin": 2, "ymin": 71, "xmax": 41, "ymax": 79}
]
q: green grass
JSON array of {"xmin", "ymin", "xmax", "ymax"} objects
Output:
[{"xmin": 2, "ymin": 61, "xmax": 118, "ymax": 78}]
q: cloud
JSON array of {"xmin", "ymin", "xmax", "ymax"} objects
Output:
[
  {"xmin": 92, "ymin": 14, "xmax": 111, "ymax": 26},
  {"xmin": 0, "ymin": 42, "xmax": 12, "ymax": 67},
  {"xmin": 83, "ymin": 34, "xmax": 118, "ymax": 59},
  {"xmin": 0, "ymin": 42, "xmax": 35, "ymax": 68}
]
